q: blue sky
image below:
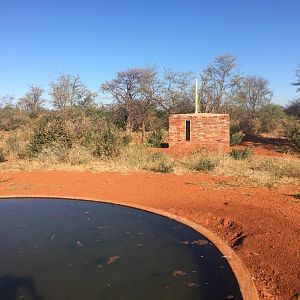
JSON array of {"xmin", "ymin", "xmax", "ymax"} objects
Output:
[{"xmin": 0, "ymin": 0, "xmax": 299, "ymax": 105}]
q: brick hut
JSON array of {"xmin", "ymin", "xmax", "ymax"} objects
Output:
[{"xmin": 168, "ymin": 113, "xmax": 230, "ymax": 152}]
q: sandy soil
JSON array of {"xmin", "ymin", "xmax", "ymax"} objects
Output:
[{"xmin": 0, "ymin": 170, "xmax": 299, "ymax": 300}]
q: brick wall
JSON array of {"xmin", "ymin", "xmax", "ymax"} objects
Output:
[{"xmin": 168, "ymin": 113, "xmax": 230, "ymax": 151}]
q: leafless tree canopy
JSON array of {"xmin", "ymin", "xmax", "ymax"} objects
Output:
[
  {"xmin": 0, "ymin": 95, "xmax": 15, "ymax": 108},
  {"xmin": 17, "ymin": 86, "xmax": 45, "ymax": 115},
  {"xmin": 50, "ymin": 74, "xmax": 97, "ymax": 110},
  {"xmin": 157, "ymin": 70, "xmax": 194, "ymax": 114},
  {"xmin": 286, "ymin": 98, "xmax": 300, "ymax": 119},
  {"xmin": 234, "ymin": 76, "xmax": 272, "ymax": 118},
  {"xmin": 199, "ymin": 54, "xmax": 240, "ymax": 113}
]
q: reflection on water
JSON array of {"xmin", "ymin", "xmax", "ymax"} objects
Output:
[
  {"xmin": 0, "ymin": 199, "xmax": 242, "ymax": 300},
  {"xmin": 0, "ymin": 274, "xmax": 43, "ymax": 300}
]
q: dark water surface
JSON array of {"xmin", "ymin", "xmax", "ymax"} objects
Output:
[{"xmin": 0, "ymin": 198, "xmax": 242, "ymax": 300}]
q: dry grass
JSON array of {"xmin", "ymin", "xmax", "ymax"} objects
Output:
[
  {"xmin": 214, "ymin": 155, "xmax": 300, "ymax": 187},
  {"xmin": 0, "ymin": 134, "xmax": 299, "ymax": 188},
  {"xmin": 173, "ymin": 150, "xmax": 299, "ymax": 187}
]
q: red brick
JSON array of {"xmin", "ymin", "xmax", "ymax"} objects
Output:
[{"xmin": 168, "ymin": 113, "xmax": 230, "ymax": 152}]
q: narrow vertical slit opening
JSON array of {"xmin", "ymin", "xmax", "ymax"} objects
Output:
[{"xmin": 186, "ymin": 120, "xmax": 191, "ymax": 141}]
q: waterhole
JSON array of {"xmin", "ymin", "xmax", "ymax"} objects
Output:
[{"xmin": 0, "ymin": 198, "xmax": 242, "ymax": 299}]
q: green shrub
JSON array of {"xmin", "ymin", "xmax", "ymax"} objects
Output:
[
  {"xmin": 230, "ymin": 132, "xmax": 245, "ymax": 146},
  {"xmin": 147, "ymin": 130, "xmax": 164, "ymax": 147},
  {"xmin": 258, "ymin": 104, "xmax": 285, "ymax": 133},
  {"xmin": 194, "ymin": 157, "xmax": 216, "ymax": 172},
  {"xmin": 230, "ymin": 123, "xmax": 241, "ymax": 134},
  {"xmin": 93, "ymin": 126, "xmax": 127, "ymax": 158},
  {"xmin": 284, "ymin": 118, "xmax": 300, "ymax": 139},
  {"xmin": 292, "ymin": 135, "xmax": 300, "ymax": 152},
  {"xmin": 283, "ymin": 118, "xmax": 300, "ymax": 152},
  {"xmin": 29, "ymin": 115, "xmax": 73, "ymax": 157},
  {"xmin": 0, "ymin": 148, "xmax": 5, "ymax": 163},
  {"xmin": 285, "ymin": 98, "xmax": 300, "ymax": 119},
  {"xmin": 240, "ymin": 118, "xmax": 261, "ymax": 135},
  {"xmin": 230, "ymin": 148, "xmax": 252, "ymax": 160}
]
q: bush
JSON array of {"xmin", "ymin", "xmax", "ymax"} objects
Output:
[
  {"xmin": 67, "ymin": 146, "xmax": 94, "ymax": 165},
  {"xmin": 258, "ymin": 104, "xmax": 285, "ymax": 133},
  {"xmin": 5, "ymin": 134, "xmax": 29, "ymax": 159},
  {"xmin": 29, "ymin": 115, "xmax": 73, "ymax": 157},
  {"xmin": 283, "ymin": 118, "xmax": 300, "ymax": 152},
  {"xmin": 0, "ymin": 106, "xmax": 30, "ymax": 131},
  {"xmin": 0, "ymin": 148, "xmax": 5, "ymax": 163},
  {"xmin": 292, "ymin": 135, "xmax": 300, "ymax": 152},
  {"xmin": 153, "ymin": 161, "xmax": 174, "ymax": 173},
  {"xmin": 284, "ymin": 118, "xmax": 300, "ymax": 139},
  {"xmin": 230, "ymin": 132, "xmax": 244, "ymax": 146},
  {"xmin": 147, "ymin": 152, "xmax": 174, "ymax": 173},
  {"xmin": 230, "ymin": 148, "xmax": 252, "ymax": 160},
  {"xmin": 93, "ymin": 126, "xmax": 127, "ymax": 158},
  {"xmin": 194, "ymin": 157, "xmax": 216, "ymax": 172},
  {"xmin": 285, "ymin": 98, "xmax": 300, "ymax": 119},
  {"xmin": 114, "ymin": 144, "xmax": 150, "ymax": 169},
  {"xmin": 230, "ymin": 123, "xmax": 241, "ymax": 135},
  {"xmin": 240, "ymin": 118, "xmax": 261, "ymax": 135},
  {"xmin": 36, "ymin": 146, "xmax": 69, "ymax": 164},
  {"xmin": 147, "ymin": 130, "xmax": 164, "ymax": 147}
]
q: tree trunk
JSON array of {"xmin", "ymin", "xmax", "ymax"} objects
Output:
[
  {"xmin": 126, "ymin": 115, "xmax": 133, "ymax": 133},
  {"xmin": 141, "ymin": 119, "xmax": 146, "ymax": 142}
]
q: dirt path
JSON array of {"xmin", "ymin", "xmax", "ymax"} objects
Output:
[{"xmin": 0, "ymin": 171, "xmax": 299, "ymax": 300}]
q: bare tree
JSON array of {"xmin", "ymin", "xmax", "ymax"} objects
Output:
[
  {"xmin": 17, "ymin": 86, "xmax": 45, "ymax": 116},
  {"xmin": 234, "ymin": 76, "xmax": 272, "ymax": 119},
  {"xmin": 49, "ymin": 74, "xmax": 96, "ymax": 110},
  {"xmin": 292, "ymin": 65, "xmax": 300, "ymax": 92},
  {"xmin": 101, "ymin": 67, "xmax": 159, "ymax": 139},
  {"xmin": 0, "ymin": 95, "xmax": 15, "ymax": 108},
  {"xmin": 157, "ymin": 70, "xmax": 194, "ymax": 114},
  {"xmin": 199, "ymin": 54, "xmax": 240, "ymax": 113},
  {"xmin": 286, "ymin": 98, "xmax": 300, "ymax": 119}
]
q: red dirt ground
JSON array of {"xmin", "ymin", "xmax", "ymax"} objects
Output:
[
  {"xmin": 0, "ymin": 170, "xmax": 299, "ymax": 300},
  {"xmin": 148, "ymin": 135, "xmax": 300, "ymax": 159}
]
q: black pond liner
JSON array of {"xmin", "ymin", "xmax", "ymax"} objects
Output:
[{"xmin": 0, "ymin": 198, "xmax": 243, "ymax": 300}]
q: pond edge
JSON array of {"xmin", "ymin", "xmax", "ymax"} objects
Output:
[{"xmin": 0, "ymin": 195, "xmax": 259, "ymax": 300}]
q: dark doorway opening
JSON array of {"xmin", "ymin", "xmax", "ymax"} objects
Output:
[{"xmin": 186, "ymin": 120, "xmax": 191, "ymax": 141}]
